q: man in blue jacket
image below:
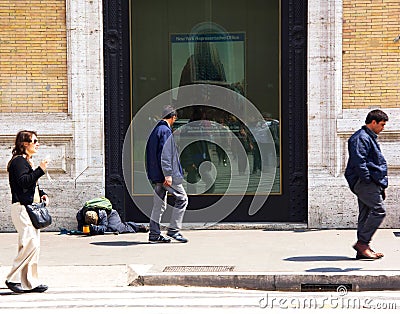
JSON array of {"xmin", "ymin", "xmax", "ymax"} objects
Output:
[
  {"xmin": 145, "ymin": 105, "xmax": 188, "ymax": 243},
  {"xmin": 345, "ymin": 109, "xmax": 388, "ymax": 259}
]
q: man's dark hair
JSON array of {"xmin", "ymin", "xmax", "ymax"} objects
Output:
[
  {"xmin": 365, "ymin": 109, "xmax": 388, "ymax": 124},
  {"xmin": 162, "ymin": 105, "xmax": 177, "ymax": 119}
]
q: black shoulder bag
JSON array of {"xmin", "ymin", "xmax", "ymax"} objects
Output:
[{"xmin": 25, "ymin": 202, "xmax": 52, "ymax": 229}]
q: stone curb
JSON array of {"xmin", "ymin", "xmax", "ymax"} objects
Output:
[{"xmin": 127, "ymin": 267, "xmax": 400, "ymax": 292}]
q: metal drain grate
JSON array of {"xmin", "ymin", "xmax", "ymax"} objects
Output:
[
  {"xmin": 301, "ymin": 284, "xmax": 352, "ymax": 292},
  {"xmin": 163, "ymin": 265, "xmax": 235, "ymax": 272}
]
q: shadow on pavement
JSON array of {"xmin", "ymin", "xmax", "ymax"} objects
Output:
[
  {"xmin": 90, "ymin": 241, "xmax": 149, "ymax": 246},
  {"xmin": 284, "ymin": 256, "xmax": 354, "ymax": 262},
  {"xmin": 262, "ymin": 229, "xmax": 320, "ymax": 233},
  {"xmin": 291, "ymin": 229, "xmax": 321, "ymax": 233},
  {"xmin": 305, "ymin": 267, "xmax": 363, "ymax": 273},
  {"xmin": 0, "ymin": 290, "xmax": 15, "ymax": 296}
]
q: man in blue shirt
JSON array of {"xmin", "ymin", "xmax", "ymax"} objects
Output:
[
  {"xmin": 145, "ymin": 105, "xmax": 188, "ymax": 243},
  {"xmin": 345, "ymin": 109, "xmax": 388, "ymax": 259}
]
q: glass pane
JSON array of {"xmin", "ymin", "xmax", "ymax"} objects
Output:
[{"xmin": 130, "ymin": 0, "xmax": 281, "ymax": 195}]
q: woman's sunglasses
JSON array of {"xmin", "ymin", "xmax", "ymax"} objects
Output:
[{"xmin": 30, "ymin": 139, "xmax": 38, "ymax": 144}]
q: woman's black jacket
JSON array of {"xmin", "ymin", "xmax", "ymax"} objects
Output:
[{"xmin": 8, "ymin": 155, "xmax": 46, "ymax": 205}]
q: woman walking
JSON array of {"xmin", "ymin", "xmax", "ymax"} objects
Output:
[{"xmin": 5, "ymin": 130, "xmax": 50, "ymax": 293}]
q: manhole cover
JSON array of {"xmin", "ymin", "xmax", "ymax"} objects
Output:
[{"xmin": 163, "ymin": 266, "xmax": 235, "ymax": 272}]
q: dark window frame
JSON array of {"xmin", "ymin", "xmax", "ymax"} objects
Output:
[{"xmin": 103, "ymin": 0, "xmax": 308, "ymax": 223}]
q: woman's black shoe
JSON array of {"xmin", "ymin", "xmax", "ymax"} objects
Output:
[
  {"xmin": 26, "ymin": 284, "xmax": 48, "ymax": 293},
  {"xmin": 5, "ymin": 281, "xmax": 24, "ymax": 293}
]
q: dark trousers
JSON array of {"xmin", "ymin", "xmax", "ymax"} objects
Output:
[{"xmin": 353, "ymin": 180, "xmax": 386, "ymax": 244}]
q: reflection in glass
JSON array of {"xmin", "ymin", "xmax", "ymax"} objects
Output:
[
  {"xmin": 130, "ymin": 0, "xmax": 281, "ymax": 196},
  {"xmin": 174, "ymin": 106, "xmax": 280, "ymax": 195}
]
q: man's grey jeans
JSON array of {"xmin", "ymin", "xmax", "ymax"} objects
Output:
[
  {"xmin": 353, "ymin": 179, "xmax": 386, "ymax": 244},
  {"xmin": 150, "ymin": 182, "xmax": 188, "ymax": 237}
]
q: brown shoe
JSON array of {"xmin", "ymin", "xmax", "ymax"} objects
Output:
[
  {"xmin": 356, "ymin": 252, "xmax": 384, "ymax": 260},
  {"xmin": 369, "ymin": 247, "xmax": 384, "ymax": 258},
  {"xmin": 353, "ymin": 241, "xmax": 382, "ymax": 260}
]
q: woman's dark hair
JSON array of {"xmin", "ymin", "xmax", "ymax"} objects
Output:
[
  {"xmin": 7, "ymin": 130, "xmax": 37, "ymax": 170},
  {"xmin": 365, "ymin": 109, "xmax": 388, "ymax": 124}
]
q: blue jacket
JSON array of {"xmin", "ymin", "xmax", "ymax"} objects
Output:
[
  {"xmin": 345, "ymin": 125, "xmax": 388, "ymax": 192},
  {"xmin": 146, "ymin": 120, "xmax": 183, "ymax": 184}
]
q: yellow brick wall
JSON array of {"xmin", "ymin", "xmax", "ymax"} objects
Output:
[
  {"xmin": 2, "ymin": 1, "xmax": 399, "ymax": 112},
  {"xmin": 0, "ymin": 1, "xmax": 67, "ymax": 113},
  {"xmin": 343, "ymin": 0, "xmax": 400, "ymax": 109}
]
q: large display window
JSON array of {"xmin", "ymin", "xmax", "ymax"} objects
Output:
[{"xmin": 129, "ymin": 0, "xmax": 281, "ymax": 197}]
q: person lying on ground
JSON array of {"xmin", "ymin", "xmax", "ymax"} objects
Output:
[{"xmin": 76, "ymin": 208, "xmax": 148, "ymax": 235}]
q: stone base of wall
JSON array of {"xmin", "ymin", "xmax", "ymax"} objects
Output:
[
  {"xmin": 0, "ymin": 170, "xmax": 104, "ymax": 232},
  {"xmin": 309, "ymin": 175, "xmax": 400, "ymax": 229}
]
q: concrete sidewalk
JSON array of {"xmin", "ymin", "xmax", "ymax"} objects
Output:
[{"xmin": 0, "ymin": 228, "xmax": 399, "ymax": 291}]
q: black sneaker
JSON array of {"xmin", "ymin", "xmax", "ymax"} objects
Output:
[
  {"xmin": 167, "ymin": 232, "xmax": 188, "ymax": 243},
  {"xmin": 149, "ymin": 234, "xmax": 171, "ymax": 243}
]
